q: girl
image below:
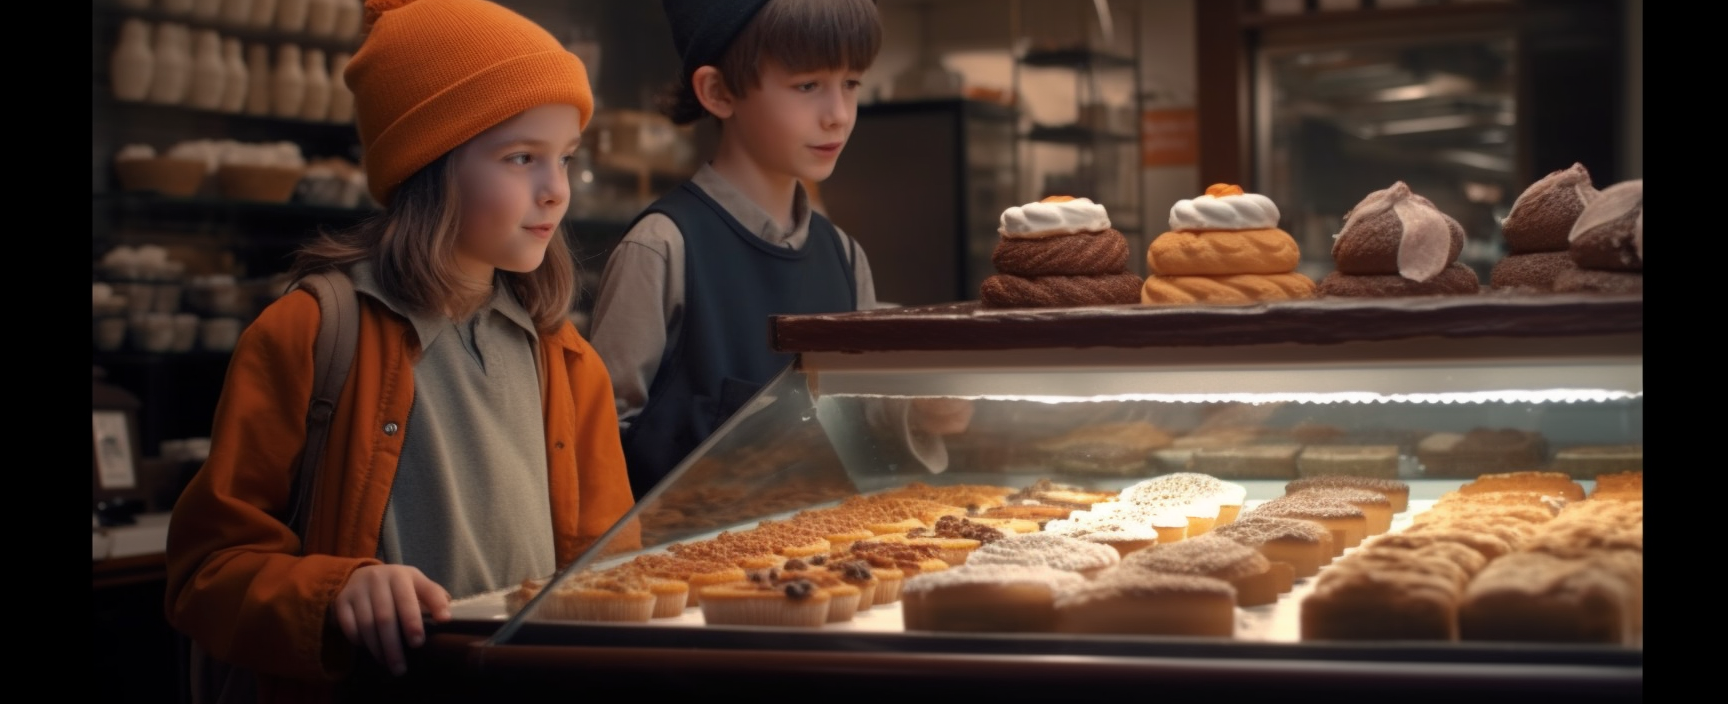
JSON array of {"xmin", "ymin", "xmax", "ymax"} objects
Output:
[{"xmin": 163, "ymin": 1, "xmax": 636, "ymax": 700}]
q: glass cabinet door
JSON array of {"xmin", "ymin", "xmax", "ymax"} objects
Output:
[{"xmin": 1255, "ymin": 31, "xmax": 1518, "ymax": 282}]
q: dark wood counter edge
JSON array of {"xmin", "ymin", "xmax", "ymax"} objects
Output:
[
  {"xmin": 772, "ymin": 295, "xmax": 1644, "ymax": 353},
  {"xmin": 439, "ymin": 641, "xmax": 1639, "ymax": 697}
]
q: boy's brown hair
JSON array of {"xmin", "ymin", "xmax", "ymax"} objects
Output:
[
  {"xmin": 661, "ymin": 0, "xmax": 882, "ymax": 125},
  {"xmin": 290, "ymin": 153, "xmax": 579, "ymax": 335}
]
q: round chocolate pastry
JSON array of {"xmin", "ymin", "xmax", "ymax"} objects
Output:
[
  {"xmin": 1552, "ymin": 268, "xmax": 1642, "ymax": 294},
  {"xmin": 1318, "ymin": 263, "xmax": 1482, "ymax": 298},
  {"xmin": 1330, "ymin": 182, "xmax": 1465, "ymax": 277},
  {"xmin": 1489, "ymin": 251, "xmax": 1579, "ymax": 292},
  {"xmin": 981, "ymin": 272, "xmax": 1144, "ymax": 308},
  {"xmin": 1501, "ymin": 163, "xmax": 1599, "ymax": 254},
  {"xmin": 993, "ymin": 229, "xmax": 1130, "ymax": 277},
  {"xmin": 1568, "ymin": 179, "xmax": 1642, "ymax": 272}
]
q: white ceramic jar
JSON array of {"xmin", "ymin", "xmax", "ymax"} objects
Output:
[
  {"xmin": 333, "ymin": 0, "xmax": 362, "ymax": 41},
  {"xmin": 110, "ymin": 19, "xmax": 155, "ymax": 102},
  {"xmin": 271, "ymin": 43, "xmax": 306, "ymax": 119},
  {"xmin": 219, "ymin": 38, "xmax": 248, "ymax": 113},
  {"xmin": 219, "ymin": 0, "xmax": 254, "ymax": 27},
  {"xmin": 244, "ymin": 43, "xmax": 272, "ymax": 115},
  {"xmin": 190, "ymin": 0, "xmax": 224, "ymax": 22},
  {"xmin": 146, "ymin": 23, "xmax": 193, "ymax": 105},
  {"xmin": 300, "ymin": 48, "xmax": 330, "ymax": 121},
  {"xmin": 186, "ymin": 29, "xmax": 227, "ymax": 110},
  {"xmin": 276, "ymin": 0, "xmax": 310, "ymax": 34},
  {"xmin": 326, "ymin": 51, "xmax": 354, "ymax": 123},
  {"xmin": 248, "ymin": 0, "xmax": 279, "ymax": 28},
  {"xmin": 305, "ymin": 0, "xmax": 338, "ymax": 37}
]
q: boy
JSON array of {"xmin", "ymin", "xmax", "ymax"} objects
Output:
[{"xmin": 591, "ymin": 0, "xmax": 968, "ymax": 498}]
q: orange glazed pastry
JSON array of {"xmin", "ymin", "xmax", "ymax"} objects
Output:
[
  {"xmin": 1143, "ymin": 184, "xmax": 1316, "ymax": 304},
  {"xmin": 1459, "ymin": 471, "xmax": 1585, "ymax": 502}
]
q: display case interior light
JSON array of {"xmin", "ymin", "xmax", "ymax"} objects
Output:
[
  {"xmin": 838, "ymin": 388, "xmax": 1642, "ymax": 406},
  {"xmin": 809, "ymin": 362, "xmax": 1642, "ymax": 401}
]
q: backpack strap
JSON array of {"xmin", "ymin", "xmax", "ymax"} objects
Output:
[{"xmin": 284, "ymin": 270, "xmax": 360, "ymax": 548}]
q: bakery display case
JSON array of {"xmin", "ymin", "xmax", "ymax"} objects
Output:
[{"xmin": 416, "ymin": 294, "xmax": 1640, "ymax": 700}]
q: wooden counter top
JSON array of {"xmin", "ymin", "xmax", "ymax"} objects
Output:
[{"xmin": 771, "ymin": 294, "xmax": 1643, "ymax": 354}]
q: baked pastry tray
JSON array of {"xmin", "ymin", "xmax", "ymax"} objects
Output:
[{"xmin": 448, "ymin": 480, "xmax": 1642, "ymax": 671}]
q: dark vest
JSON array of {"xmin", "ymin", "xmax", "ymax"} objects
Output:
[{"xmin": 620, "ymin": 182, "xmax": 857, "ymax": 499}]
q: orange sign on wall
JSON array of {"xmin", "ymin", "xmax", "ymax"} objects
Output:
[{"xmin": 1142, "ymin": 108, "xmax": 1199, "ymax": 167}]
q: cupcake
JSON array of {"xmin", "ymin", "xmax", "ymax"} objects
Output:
[
  {"xmin": 1318, "ymin": 181, "xmax": 1481, "ymax": 297},
  {"xmin": 699, "ymin": 572, "xmax": 834, "ymax": 628},
  {"xmin": 537, "ymin": 571, "xmax": 657, "ymax": 622}
]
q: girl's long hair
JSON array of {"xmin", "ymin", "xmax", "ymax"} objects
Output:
[{"xmin": 290, "ymin": 153, "xmax": 578, "ymax": 335}]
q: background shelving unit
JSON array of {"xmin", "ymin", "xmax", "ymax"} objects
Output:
[{"xmin": 1010, "ymin": 0, "xmax": 1146, "ymax": 270}]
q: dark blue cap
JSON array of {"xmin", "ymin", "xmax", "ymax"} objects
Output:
[{"xmin": 662, "ymin": 0, "xmax": 774, "ymax": 82}]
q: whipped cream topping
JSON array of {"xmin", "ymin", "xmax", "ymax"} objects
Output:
[
  {"xmin": 999, "ymin": 197, "xmax": 1111, "ymax": 238},
  {"xmin": 1169, "ymin": 192, "xmax": 1281, "ymax": 231}
]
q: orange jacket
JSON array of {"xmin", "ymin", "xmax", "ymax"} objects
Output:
[{"xmin": 164, "ymin": 288, "xmax": 638, "ymax": 701}]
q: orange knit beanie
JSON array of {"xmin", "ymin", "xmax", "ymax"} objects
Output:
[{"xmin": 345, "ymin": 0, "xmax": 594, "ymax": 205}]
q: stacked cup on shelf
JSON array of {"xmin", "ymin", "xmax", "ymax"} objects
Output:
[
  {"xmin": 108, "ymin": 0, "xmax": 361, "ymax": 125},
  {"xmin": 95, "ymin": 245, "xmax": 195, "ymax": 354},
  {"xmin": 113, "ymin": 139, "xmax": 325, "ymax": 203},
  {"xmin": 94, "ymin": 245, "xmax": 251, "ymax": 355}
]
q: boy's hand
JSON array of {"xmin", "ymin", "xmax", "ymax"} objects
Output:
[
  {"xmin": 910, "ymin": 397, "xmax": 974, "ymax": 436},
  {"xmin": 334, "ymin": 564, "xmax": 452, "ymax": 677}
]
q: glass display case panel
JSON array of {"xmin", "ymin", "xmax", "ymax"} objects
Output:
[
  {"xmin": 490, "ymin": 319, "xmax": 1640, "ymax": 668},
  {"xmin": 1255, "ymin": 31, "xmax": 1518, "ymax": 282}
]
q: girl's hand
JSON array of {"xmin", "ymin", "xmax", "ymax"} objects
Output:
[{"xmin": 333, "ymin": 564, "xmax": 452, "ymax": 676}]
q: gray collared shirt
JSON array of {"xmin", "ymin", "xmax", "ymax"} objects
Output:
[{"xmin": 350, "ymin": 263, "xmax": 555, "ymax": 599}]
